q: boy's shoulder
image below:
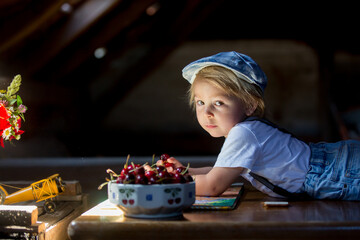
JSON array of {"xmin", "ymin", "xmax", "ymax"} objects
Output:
[
  {"xmin": 238, "ymin": 118, "xmax": 279, "ymax": 130},
  {"xmin": 235, "ymin": 120, "xmax": 267, "ymax": 131},
  {"xmin": 231, "ymin": 120, "xmax": 280, "ymax": 141},
  {"xmin": 228, "ymin": 121, "xmax": 262, "ymax": 141}
]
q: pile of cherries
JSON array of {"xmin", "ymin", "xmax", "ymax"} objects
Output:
[{"xmin": 108, "ymin": 154, "xmax": 193, "ymax": 185}]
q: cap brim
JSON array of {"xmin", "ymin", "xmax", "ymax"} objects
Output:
[{"xmin": 182, "ymin": 61, "xmax": 257, "ymax": 87}]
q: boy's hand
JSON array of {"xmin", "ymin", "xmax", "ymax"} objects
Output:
[
  {"xmin": 165, "ymin": 157, "xmax": 184, "ymax": 168},
  {"xmin": 156, "ymin": 157, "xmax": 184, "ymax": 174}
]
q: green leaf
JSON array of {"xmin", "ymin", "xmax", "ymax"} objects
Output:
[
  {"xmin": 17, "ymin": 95, "xmax": 23, "ymax": 105},
  {"xmin": 9, "ymin": 99, "xmax": 17, "ymax": 105},
  {"xmin": 20, "ymin": 113, "xmax": 25, "ymax": 122}
]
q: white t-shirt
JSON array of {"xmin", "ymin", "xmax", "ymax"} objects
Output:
[{"xmin": 214, "ymin": 120, "xmax": 311, "ymax": 197}]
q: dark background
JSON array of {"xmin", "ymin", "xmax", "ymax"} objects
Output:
[{"xmin": 1, "ymin": 0, "xmax": 359, "ymax": 158}]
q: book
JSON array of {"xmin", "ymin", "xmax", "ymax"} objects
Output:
[{"xmin": 190, "ymin": 183, "xmax": 244, "ymax": 210}]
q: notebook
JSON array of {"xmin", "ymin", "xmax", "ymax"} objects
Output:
[{"xmin": 190, "ymin": 183, "xmax": 244, "ymax": 210}]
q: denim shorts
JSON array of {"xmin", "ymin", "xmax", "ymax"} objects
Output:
[{"xmin": 302, "ymin": 140, "xmax": 360, "ymax": 200}]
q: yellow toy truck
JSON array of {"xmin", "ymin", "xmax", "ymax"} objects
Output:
[{"xmin": 0, "ymin": 174, "xmax": 66, "ymax": 213}]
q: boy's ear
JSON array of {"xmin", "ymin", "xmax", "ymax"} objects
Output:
[{"xmin": 245, "ymin": 102, "xmax": 258, "ymax": 116}]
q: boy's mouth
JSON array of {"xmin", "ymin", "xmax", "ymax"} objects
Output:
[{"xmin": 205, "ymin": 124, "xmax": 217, "ymax": 129}]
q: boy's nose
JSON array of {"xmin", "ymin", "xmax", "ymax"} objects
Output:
[{"xmin": 204, "ymin": 105, "xmax": 214, "ymax": 117}]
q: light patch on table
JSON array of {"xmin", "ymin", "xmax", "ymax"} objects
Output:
[{"xmin": 82, "ymin": 199, "xmax": 123, "ymax": 216}]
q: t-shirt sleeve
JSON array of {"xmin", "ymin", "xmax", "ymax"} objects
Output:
[{"xmin": 214, "ymin": 124, "xmax": 261, "ymax": 169}]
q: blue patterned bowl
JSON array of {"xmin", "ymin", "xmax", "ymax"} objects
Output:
[{"xmin": 108, "ymin": 181, "xmax": 195, "ymax": 218}]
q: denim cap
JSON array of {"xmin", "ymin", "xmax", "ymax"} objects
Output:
[{"xmin": 182, "ymin": 51, "xmax": 267, "ymax": 93}]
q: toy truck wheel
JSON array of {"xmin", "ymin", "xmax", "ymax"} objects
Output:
[
  {"xmin": 44, "ymin": 200, "xmax": 56, "ymax": 213},
  {"xmin": 0, "ymin": 188, "xmax": 5, "ymax": 204}
]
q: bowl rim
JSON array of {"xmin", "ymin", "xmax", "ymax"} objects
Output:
[{"xmin": 108, "ymin": 181, "xmax": 195, "ymax": 187}]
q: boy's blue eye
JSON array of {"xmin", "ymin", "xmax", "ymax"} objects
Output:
[
  {"xmin": 215, "ymin": 101, "xmax": 223, "ymax": 106},
  {"xmin": 196, "ymin": 100, "xmax": 204, "ymax": 106}
]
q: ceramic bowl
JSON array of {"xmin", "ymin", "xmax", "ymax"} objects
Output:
[{"xmin": 108, "ymin": 181, "xmax": 195, "ymax": 218}]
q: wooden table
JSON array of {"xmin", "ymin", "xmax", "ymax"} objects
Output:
[{"xmin": 67, "ymin": 188, "xmax": 360, "ymax": 240}]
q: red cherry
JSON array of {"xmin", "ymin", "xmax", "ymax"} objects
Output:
[
  {"xmin": 121, "ymin": 168, "xmax": 129, "ymax": 176},
  {"xmin": 147, "ymin": 176, "xmax": 158, "ymax": 184},
  {"xmin": 175, "ymin": 167, "xmax": 187, "ymax": 174},
  {"xmin": 184, "ymin": 174, "xmax": 194, "ymax": 182},
  {"xmin": 145, "ymin": 170, "xmax": 156, "ymax": 178},
  {"xmin": 116, "ymin": 175, "xmax": 125, "ymax": 183},
  {"xmin": 158, "ymin": 171, "xmax": 172, "ymax": 183},
  {"xmin": 160, "ymin": 153, "xmax": 170, "ymax": 161},
  {"xmin": 168, "ymin": 199, "xmax": 174, "ymax": 204},
  {"xmin": 156, "ymin": 165, "xmax": 165, "ymax": 173},
  {"xmin": 164, "ymin": 162, "xmax": 174, "ymax": 168},
  {"xmin": 127, "ymin": 163, "xmax": 139, "ymax": 171},
  {"xmin": 158, "ymin": 170, "xmax": 170, "ymax": 179},
  {"xmin": 135, "ymin": 174, "xmax": 148, "ymax": 184},
  {"xmin": 122, "ymin": 199, "xmax": 128, "ymax": 204},
  {"xmin": 124, "ymin": 174, "xmax": 135, "ymax": 184},
  {"xmin": 135, "ymin": 167, "xmax": 145, "ymax": 175},
  {"xmin": 175, "ymin": 198, "xmax": 181, "ymax": 204},
  {"xmin": 173, "ymin": 173, "xmax": 186, "ymax": 183},
  {"xmin": 129, "ymin": 199, "xmax": 135, "ymax": 205}
]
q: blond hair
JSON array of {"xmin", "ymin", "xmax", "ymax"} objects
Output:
[{"xmin": 188, "ymin": 66, "xmax": 265, "ymax": 117}]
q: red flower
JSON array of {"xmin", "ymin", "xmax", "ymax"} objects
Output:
[
  {"xmin": 0, "ymin": 131, "xmax": 4, "ymax": 147},
  {"xmin": 0, "ymin": 104, "xmax": 10, "ymax": 131}
]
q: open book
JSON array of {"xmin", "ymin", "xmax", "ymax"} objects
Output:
[{"xmin": 191, "ymin": 183, "xmax": 244, "ymax": 210}]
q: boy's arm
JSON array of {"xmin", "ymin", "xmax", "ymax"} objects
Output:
[
  {"xmin": 194, "ymin": 167, "xmax": 243, "ymax": 196},
  {"xmin": 165, "ymin": 157, "xmax": 213, "ymax": 175},
  {"xmin": 188, "ymin": 167, "xmax": 213, "ymax": 175},
  {"xmin": 164, "ymin": 157, "xmax": 241, "ymax": 196}
]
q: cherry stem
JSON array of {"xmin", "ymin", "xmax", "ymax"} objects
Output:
[
  {"xmin": 124, "ymin": 154, "xmax": 130, "ymax": 169},
  {"xmin": 152, "ymin": 154, "xmax": 155, "ymax": 165},
  {"xmin": 98, "ymin": 181, "xmax": 109, "ymax": 190},
  {"xmin": 128, "ymin": 163, "xmax": 148, "ymax": 173},
  {"xmin": 182, "ymin": 163, "xmax": 190, "ymax": 175},
  {"xmin": 106, "ymin": 168, "xmax": 120, "ymax": 180}
]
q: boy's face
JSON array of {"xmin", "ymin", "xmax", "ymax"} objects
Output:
[{"xmin": 193, "ymin": 77, "xmax": 249, "ymax": 138}]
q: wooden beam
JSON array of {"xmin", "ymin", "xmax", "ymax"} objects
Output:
[
  {"xmin": 21, "ymin": 0, "xmax": 122, "ymax": 75},
  {"xmin": 0, "ymin": 0, "xmax": 27, "ymax": 9},
  {"xmin": 0, "ymin": 0, "xmax": 67, "ymax": 53},
  {"xmin": 33, "ymin": 0, "xmax": 158, "ymax": 79}
]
